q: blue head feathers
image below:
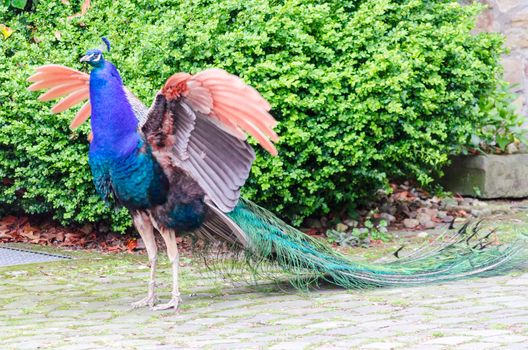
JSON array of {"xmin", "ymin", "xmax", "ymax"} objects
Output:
[
  {"xmin": 80, "ymin": 37, "xmax": 110, "ymax": 67},
  {"xmin": 101, "ymin": 37, "xmax": 111, "ymax": 52}
]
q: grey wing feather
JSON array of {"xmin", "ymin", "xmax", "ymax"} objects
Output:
[
  {"xmin": 192, "ymin": 202, "xmax": 249, "ymax": 248},
  {"xmin": 141, "ymin": 93, "xmax": 256, "ymax": 213},
  {"xmin": 176, "ymin": 108, "xmax": 255, "ymax": 212},
  {"xmin": 124, "ymin": 87, "xmax": 149, "ymax": 127}
]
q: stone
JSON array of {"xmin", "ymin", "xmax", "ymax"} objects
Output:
[
  {"xmin": 458, "ymin": 343, "xmax": 501, "ymax": 350},
  {"xmin": 344, "ymin": 219, "xmax": 358, "ymax": 228},
  {"xmin": 495, "ymin": 0, "xmax": 522, "ymax": 13},
  {"xmin": 454, "ymin": 217, "xmax": 467, "ymax": 224},
  {"xmin": 430, "ymin": 196, "xmax": 441, "ymax": 203},
  {"xmin": 305, "ymin": 218, "xmax": 322, "ymax": 229},
  {"xmin": 417, "ymin": 207, "xmax": 438, "ymax": 217},
  {"xmin": 440, "ymin": 197, "xmax": 458, "ymax": 209},
  {"xmin": 424, "ymin": 336, "xmax": 474, "ymax": 345},
  {"xmin": 4, "ymin": 215, "xmax": 528, "ymax": 350},
  {"xmin": 474, "ymin": 0, "xmax": 528, "ymax": 116},
  {"xmin": 513, "ymin": 94, "xmax": 525, "ymax": 115},
  {"xmin": 417, "ymin": 231, "xmax": 429, "ymax": 238},
  {"xmin": 380, "ymin": 202, "xmax": 397, "ymax": 215},
  {"xmin": 510, "ymin": 7, "xmax": 528, "ymax": 26},
  {"xmin": 335, "ymin": 223, "xmax": 348, "ymax": 232},
  {"xmin": 505, "ymin": 28, "xmax": 528, "ymax": 49},
  {"xmin": 422, "ymin": 220, "xmax": 436, "ymax": 229},
  {"xmin": 441, "ymin": 215, "xmax": 454, "ymax": 223},
  {"xmin": 379, "ymin": 213, "xmax": 396, "ymax": 223},
  {"xmin": 462, "ymin": 197, "xmax": 475, "ymax": 205},
  {"xmin": 417, "ymin": 213, "xmax": 435, "ymax": 229},
  {"xmin": 361, "ymin": 342, "xmax": 404, "ymax": 349},
  {"xmin": 475, "ymin": 6, "xmax": 497, "ymax": 32},
  {"xmin": 471, "ymin": 208, "xmax": 492, "ymax": 217},
  {"xmin": 484, "ymin": 335, "xmax": 528, "ymax": 343},
  {"xmin": 442, "ymin": 154, "xmax": 528, "ymax": 198},
  {"xmin": 436, "ymin": 211, "xmax": 448, "ymax": 219},
  {"xmin": 403, "ymin": 218, "xmax": 419, "ymax": 229},
  {"xmin": 6, "ymin": 270, "xmax": 28, "ymax": 277},
  {"xmin": 472, "ymin": 200, "xmax": 488, "ymax": 207},
  {"xmin": 501, "ymin": 56, "xmax": 524, "ymax": 85}
]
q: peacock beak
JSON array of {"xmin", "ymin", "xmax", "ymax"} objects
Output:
[{"xmin": 80, "ymin": 55, "xmax": 91, "ymax": 63}]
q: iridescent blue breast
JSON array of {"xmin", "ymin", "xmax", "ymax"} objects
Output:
[{"xmin": 89, "ymin": 139, "xmax": 169, "ymax": 210}]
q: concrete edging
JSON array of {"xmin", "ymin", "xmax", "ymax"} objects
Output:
[{"xmin": 442, "ymin": 154, "xmax": 528, "ymax": 198}]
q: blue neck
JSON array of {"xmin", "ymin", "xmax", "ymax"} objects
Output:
[{"xmin": 89, "ymin": 60, "xmax": 139, "ymax": 158}]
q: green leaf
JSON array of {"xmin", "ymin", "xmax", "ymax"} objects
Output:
[
  {"xmin": 496, "ymin": 135, "xmax": 511, "ymax": 150},
  {"xmin": 0, "ymin": 0, "xmax": 514, "ymax": 231},
  {"xmin": 11, "ymin": 0, "xmax": 27, "ymax": 9}
]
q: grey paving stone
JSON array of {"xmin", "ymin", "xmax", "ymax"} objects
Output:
[
  {"xmin": 485, "ymin": 334, "xmax": 528, "ymax": 344},
  {"xmin": 329, "ymin": 338, "xmax": 374, "ymax": 347},
  {"xmin": 431, "ymin": 316, "xmax": 475, "ymax": 325},
  {"xmin": 306, "ymin": 321, "xmax": 352, "ymax": 329},
  {"xmin": 187, "ymin": 316, "xmax": 228, "ymax": 325},
  {"xmin": 423, "ymin": 336, "xmax": 475, "ymax": 345},
  {"xmin": 46, "ymin": 309, "xmax": 84, "ymax": 317},
  {"xmin": 457, "ymin": 343, "xmax": 501, "ymax": 350},
  {"xmin": 2, "ymin": 248, "xmax": 528, "ymax": 350},
  {"xmin": 406, "ymin": 345, "xmax": 449, "ymax": 350},
  {"xmin": 269, "ymin": 341, "xmax": 312, "ymax": 350},
  {"xmin": 360, "ymin": 342, "xmax": 404, "ymax": 349}
]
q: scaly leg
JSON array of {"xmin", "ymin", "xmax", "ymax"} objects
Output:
[
  {"xmin": 130, "ymin": 212, "xmax": 159, "ymax": 308},
  {"xmin": 153, "ymin": 227, "xmax": 181, "ymax": 311}
]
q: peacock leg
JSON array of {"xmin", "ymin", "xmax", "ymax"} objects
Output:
[
  {"xmin": 152, "ymin": 227, "xmax": 181, "ymax": 311},
  {"xmin": 130, "ymin": 212, "xmax": 159, "ymax": 308}
]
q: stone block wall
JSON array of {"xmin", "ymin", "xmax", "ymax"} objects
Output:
[{"xmin": 475, "ymin": 0, "xmax": 528, "ymax": 116}]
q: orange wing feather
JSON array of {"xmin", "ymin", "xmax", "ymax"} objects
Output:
[
  {"xmin": 27, "ymin": 65, "xmax": 91, "ymax": 131},
  {"xmin": 70, "ymin": 102, "xmax": 92, "ymax": 129},
  {"xmin": 164, "ymin": 68, "xmax": 279, "ymax": 156}
]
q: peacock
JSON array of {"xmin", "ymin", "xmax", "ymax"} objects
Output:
[{"xmin": 28, "ymin": 38, "xmax": 526, "ymax": 310}]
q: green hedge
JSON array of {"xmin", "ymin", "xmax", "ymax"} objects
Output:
[{"xmin": 0, "ymin": 0, "xmax": 508, "ymax": 230}]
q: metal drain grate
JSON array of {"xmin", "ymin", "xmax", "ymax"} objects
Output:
[{"xmin": 0, "ymin": 246, "xmax": 71, "ymax": 267}]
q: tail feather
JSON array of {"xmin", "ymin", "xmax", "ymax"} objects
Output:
[{"xmin": 226, "ymin": 199, "xmax": 526, "ymax": 288}]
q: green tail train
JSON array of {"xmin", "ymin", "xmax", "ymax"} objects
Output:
[{"xmin": 226, "ymin": 199, "xmax": 526, "ymax": 288}]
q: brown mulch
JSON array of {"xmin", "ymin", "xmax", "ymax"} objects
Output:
[
  {"xmin": 0, "ymin": 215, "xmax": 196, "ymax": 254},
  {"xmin": 0, "ymin": 182, "xmax": 480, "ymax": 253},
  {"xmin": 380, "ymin": 182, "xmax": 470, "ymax": 230},
  {"xmin": 0, "ymin": 215, "xmax": 136, "ymax": 253}
]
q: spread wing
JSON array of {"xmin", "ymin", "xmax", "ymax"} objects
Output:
[
  {"xmin": 142, "ymin": 68, "xmax": 279, "ymax": 212},
  {"xmin": 27, "ymin": 64, "xmax": 148, "ymax": 140},
  {"xmin": 27, "ymin": 65, "xmax": 91, "ymax": 129}
]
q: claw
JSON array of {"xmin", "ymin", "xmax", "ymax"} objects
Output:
[
  {"xmin": 151, "ymin": 294, "xmax": 181, "ymax": 311},
  {"xmin": 131, "ymin": 293, "xmax": 158, "ymax": 309}
]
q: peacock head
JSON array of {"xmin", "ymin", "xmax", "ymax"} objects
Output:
[{"xmin": 80, "ymin": 37, "xmax": 110, "ymax": 67}]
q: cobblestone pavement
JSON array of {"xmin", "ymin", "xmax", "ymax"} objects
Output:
[{"xmin": 1, "ymin": 233, "xmax": 528, "ymax": 349}]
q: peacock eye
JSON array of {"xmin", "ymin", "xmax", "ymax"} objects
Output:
[{"xmin": 93, "ymin": 54, "xmax": 101, "ymax": 62}]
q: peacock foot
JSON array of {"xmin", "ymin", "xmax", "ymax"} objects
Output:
[
  {"xmin": 130, "ymin": 294, "xmax": 158, "ymax": 309},
  {"xmin": 151, "ymin": 295, "xmax": 182, "ymax": 311}
]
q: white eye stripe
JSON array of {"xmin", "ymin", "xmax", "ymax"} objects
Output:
[{"xmin": 86, "ymin": 53, "xmax": 101, "ymax": 61}]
